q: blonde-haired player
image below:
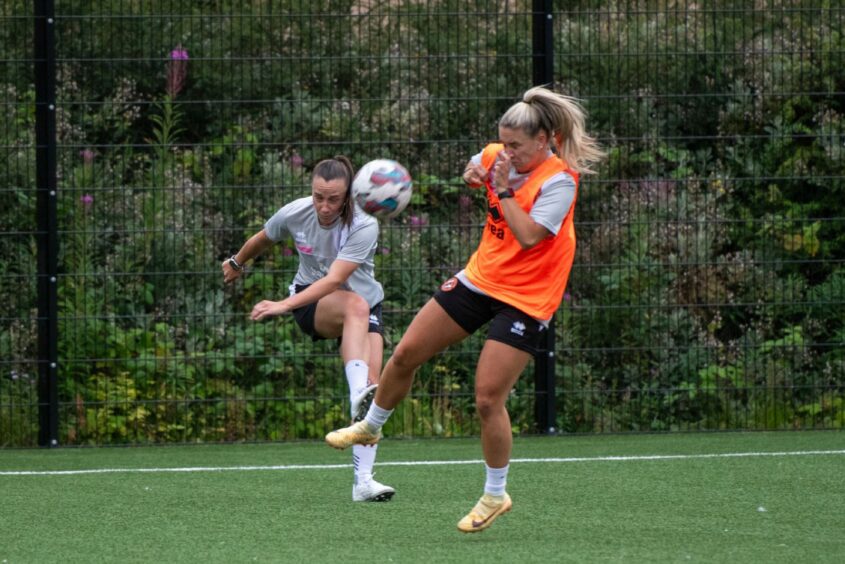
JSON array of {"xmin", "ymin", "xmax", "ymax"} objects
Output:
[{"xmin": 326, "ymin": 87, "xmax": 604, "ymax": 529}]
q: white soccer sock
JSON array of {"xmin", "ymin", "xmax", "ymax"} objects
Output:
[
  {"xmin": 363, "ymin": 401, "xmax": 393, "ymax": 431},
  {"xmin": 484, "ymin": 463, "xmax": 509, "ymax": 496},
  {"xmin": 345, "ymin": 359, "xmax": 369, "ymax": 398},
  {"xmin": 352, "ymin": 443, "xmax": 378, "ymax": 484}
]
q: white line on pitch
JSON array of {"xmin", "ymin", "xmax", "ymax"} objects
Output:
[{"xmin": 1, "ymin": 449, "xmax": 843, "ymax": 476}]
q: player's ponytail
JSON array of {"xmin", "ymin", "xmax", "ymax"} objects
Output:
[
  {"xmin": 312, "ymin": 155, "xmax": 356, "ymax": 226},
  {"xmin": 499, "ymin": 86, "xmax": 605, "ymax": 174}
]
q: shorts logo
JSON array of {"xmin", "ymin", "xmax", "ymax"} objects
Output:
[
  {"xmin": 369, "ymin": 314, "xmax": 380, "ymax": 326},
  {"xmin": 440, "ymin": 277, "xmax": 458, "ymax": 292},
  {"xmin": 510, "ymin": 321, "xmax": 526, "ymax": 337}
]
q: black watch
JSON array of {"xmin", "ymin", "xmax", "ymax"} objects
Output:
[
  {"xmin": 228, "ymin": 255, "xmax": 244, "ymax": 271},
  {"xmin": 497, "ymin": 187, "xmax": 515, "ymax": 199}
]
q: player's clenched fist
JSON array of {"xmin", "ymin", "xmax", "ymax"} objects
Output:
[{"xmin": 462, "ymin": 162, "xmax": 488, "ymax": 188}]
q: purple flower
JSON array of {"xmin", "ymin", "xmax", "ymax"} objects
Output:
[
  {"xmin": 283, "ymin": 247, "xmax": 293, "ymax": 257},
  {"xmin": 563, "ymin": 292, "xmax": 571, "ymax": 302},
  {"xmin": 458, "ymin": 194, "xmax": 472, "ymax": 211},
  {"xmin": 409, "ymin": 215, "xmax": 428, "ymax": 232},
  {"xmin": 170, "ymin": 48, "xmax": 189, "ymax": 61},
  {"xmin": 290, "ymin": 153, "xmax": 304, "ymax": 169},
  {"xmin": 80, "ymin": 149, "xmax": 95, "ymax": 165},
  {"xmin": 380, "ymin": 247, "xmax": 391, "ymax": 255},
  {"xmin": 166, "ymin": 45, "xmax": 189, "ymax": 98},
  {"xmin": 80, "ymin": 194, "xmax": 94, "ymax": 208}
]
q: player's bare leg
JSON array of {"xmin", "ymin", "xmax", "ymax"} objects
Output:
[
  {"xmin": 376, "ymin": 298, "xmax": 469, "ymax": 408},
  {"xmin": 313, "ymin": 290, "xmax": 370, "ymax": 358},
  {"xmin": 326, "ymin": 298, "xmax": 468, "ymax": 449},
  {"xmin": 457, "ymin": 339, "xmax": 529, "ymax": 532},
  {"xmin": 474, "ymin": 340, "xmax": 530, "ymax": 467},
  {"xmin": 312, "ymin": 290, "xmax": 374, "ymax": 419},
  {"xmin": 312, "ymin": 290, "xmax": 394, "ymax": 499}
]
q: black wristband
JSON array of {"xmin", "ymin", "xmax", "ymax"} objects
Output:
[
  {"xmin": 228, "ymin": 255, "xmax": 243, "ymax": 271},
  {"xmin": 497, "ymin": 187, "xmax": 515, "ymax": 199}
]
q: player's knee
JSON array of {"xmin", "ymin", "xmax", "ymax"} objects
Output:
[
  {"xmin": 390, "ymin": 342, "xmax": 421, "ymax": 372},
  {"xmin": 474, "ymin": 391, "xmax": 502, "ymax": 419},
  {"xmin": 343, "ymin": 293, "xmax": 370, "ymax": 321}
]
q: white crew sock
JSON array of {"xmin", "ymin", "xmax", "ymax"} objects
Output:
[
  {"xmin": 363, "ymin": 401, "xmax": 393, "ymax": 431},
  {"xmin": 484, "ymin": 463, "xmax": 509, "ymax": 496},
  {"xmin": 352, "ymin": 444, "xmax": 378, "ymax": 484},
  {"xmin": 345, "ymin": 359, "xmax": 369, "ymax": 398}
]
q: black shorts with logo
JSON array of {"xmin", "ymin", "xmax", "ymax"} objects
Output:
[
  {"xmin": 291, "ymin": 284, "xmax": 384, "ymax": 341},
  {"xmin": 433, "ymin": 277, "xmax": 546, "ymax": 355}
]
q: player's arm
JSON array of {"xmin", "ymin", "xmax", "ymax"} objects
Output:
[
  {"xmin": 492, "ymin": 153, "xmax": 551, "ymax": 250},
  {"xmin": 497, "ymin": 197, "xmax": 550, "ymax": 249},
  {"xmin": 250, "ymin": 259, "xmax": 360, "ymax": 321},
  {"xmin": 222, "ymin": 229, "xmax": 274, "ymax": 284}
]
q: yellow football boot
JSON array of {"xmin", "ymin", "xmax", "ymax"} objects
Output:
[{"xmin": 457, "ymin": 493, "xmax": 512, "ymax": 533}]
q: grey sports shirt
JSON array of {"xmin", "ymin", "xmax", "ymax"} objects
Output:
[{"xmin": 264, "ymin": 197, "xmax": 384, "ymax": 307}]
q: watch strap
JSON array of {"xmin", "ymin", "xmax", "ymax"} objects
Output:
[
  {"xmin": 228, "ymin": 255, "xmax": 244, "ymax": 271},
  {"xmin": 497, "ymin": 187, "xmax": 515, "ymax": 199}
]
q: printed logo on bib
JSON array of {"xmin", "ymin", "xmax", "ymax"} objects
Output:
[{"xmin": 486, "ymin": 192, "xmax": 507, "ymax": 239}]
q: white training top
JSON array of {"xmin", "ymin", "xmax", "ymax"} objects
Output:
[{"xmin": 264, "ymin": 196, "xmax": 384, "ymax": 307}]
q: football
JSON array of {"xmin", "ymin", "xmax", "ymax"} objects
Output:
[{"xmin": 352, "ymin": 159, "xmax": 413, "ymax": 218}]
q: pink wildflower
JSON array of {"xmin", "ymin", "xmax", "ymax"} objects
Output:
[
  {"xmin": 409, "ymin": 215, "xmax": 428, "ymax": 232},
  {"xmin": 166, "ymin": 45, "xmax": 189, "ymax": 98}
]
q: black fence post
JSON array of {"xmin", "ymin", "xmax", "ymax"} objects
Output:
[
  {"xmin": 532, "ymin": 0, "xmax": 557, "ymax": 434},
  {"xmin": 532, "ymin": 0, "xmax": 554, "ymax": 88},
  {"xmin": 35, "ymin": 0, "xmax": 59, "ymax": 447}
]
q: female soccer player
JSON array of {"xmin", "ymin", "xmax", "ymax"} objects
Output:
[
  {"xmin": 325, "ymin": 87, "xmax": 604, "ymax": 528},
  {"xmin": 223, "ymin": 155, "xmax": 394, "ymax": 502}
]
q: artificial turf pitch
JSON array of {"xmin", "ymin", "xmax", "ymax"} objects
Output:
[{"xmin": 2, "ymin": 431, "xmax": 843, "ymax": 563}]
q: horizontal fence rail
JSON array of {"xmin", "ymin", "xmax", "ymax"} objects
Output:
[{"xmin": 1, "ymin": 1, "xmax": 843, "ymax": 446}]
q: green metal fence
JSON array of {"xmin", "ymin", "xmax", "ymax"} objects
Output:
[{"xmin": 1, "ymin": 1, "xmax": 843, "ymax": 446}]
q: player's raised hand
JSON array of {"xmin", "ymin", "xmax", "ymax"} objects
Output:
[
  {"xmin": 492, "ymin": 151, "xmax": 512, "ymax": 191},
  {"xmin": 462, "ymin": 161, "xmax": 488, "ymax": 188},
  {"xmin": 251, "ymin": 300, "xmax": 291, "ymax": 321}
]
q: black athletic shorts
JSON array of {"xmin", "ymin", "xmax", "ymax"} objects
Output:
[
  {"xmin": 291, "ymin": 284, "xmax": 384, "ymax": 341},
  {"xmin": 433, "ymin": 277, "xmax": 546, "ymax": 355}
]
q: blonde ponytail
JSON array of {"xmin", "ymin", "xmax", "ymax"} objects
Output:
[{"xmin": 499, "ymin": 86, "xmax": 605, "ymax": 174}]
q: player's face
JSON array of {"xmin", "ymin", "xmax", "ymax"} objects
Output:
[
  {"xmin": 498, "ymin": 126, "xmax": 549, "ymax": 173},
  {"xmin": 312, "ymin": 176, "xmax": 348, "ymax": 226}
]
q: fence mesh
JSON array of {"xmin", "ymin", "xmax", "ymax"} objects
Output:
[{"xmin": 1, "ymin": 1, "xmax": 843, "ymax": 446}]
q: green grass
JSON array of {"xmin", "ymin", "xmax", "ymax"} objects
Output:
[{"xmin": 2, "ymin": 431, "xmax": 844, "ymax": 563}]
